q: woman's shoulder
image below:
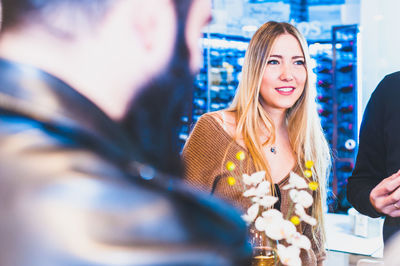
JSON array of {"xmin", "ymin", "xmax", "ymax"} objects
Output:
[
  {"xmin": 194, "ymin": 112, "xmax": 222, "ymax": 132},
  {"xmin": 201, "ymin": 110, "xmax": 236, "ymax": 133},
  {"xmin": 185, "ymin": 110, "xmax": 240, "ymax": 153},
  {"xmin": 200, "ymin": 110, "xmax": 234, "ymax": 123},
  {"xmin": 188, "ymin": 111, "xmax": 230, "ymax": 142}
]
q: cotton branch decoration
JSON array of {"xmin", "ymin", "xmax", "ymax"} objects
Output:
[{"xmin": 226, "ymin": 152, "xmax": 318, "ymax": 266}]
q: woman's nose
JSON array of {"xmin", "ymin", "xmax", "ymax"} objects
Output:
[{"xmin": 279, "ymin": 64, "xmax": 294, "ymax": 81}]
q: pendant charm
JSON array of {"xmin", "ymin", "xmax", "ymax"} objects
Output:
[{"xmin": 270, "ymin": 146, "xmax": 277, "ymax": 155}]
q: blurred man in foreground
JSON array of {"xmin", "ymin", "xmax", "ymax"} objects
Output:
[{"xmin": 0, "ymin": 0, "xmax": 251, "ymax": 265}]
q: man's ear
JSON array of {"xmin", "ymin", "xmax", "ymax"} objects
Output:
[
  {"xmin": 130, "ymin": 0, "xmax": 177, "ymax": 69},
  {"xmin": 100, "ymin": 0, "xmax": 177, "ymax": 75}
]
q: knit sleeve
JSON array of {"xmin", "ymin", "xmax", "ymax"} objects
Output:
[
  {"xmin": 181, "ymin": 114, "xmax": 226, "ymax": 193},
  {"xmin": 312, "ymin": 226, "xmax": 326, "ymax": 265},
  {"xmin": 300, "ymin": 224, "xmax": 326, "ymax": 265}
]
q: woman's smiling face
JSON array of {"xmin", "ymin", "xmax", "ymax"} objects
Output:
[{"xmin": 259, "ymin": 33, "xmax": 306, "ymax": 114}]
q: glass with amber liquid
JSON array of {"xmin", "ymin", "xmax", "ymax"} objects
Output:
[
  {"xmin": 252, "ymin": 246, "xmax": 276, "ymax": 266},
  {"xmin": 250, "ymin": 227, "xmax": 278, "ymax": 266}
]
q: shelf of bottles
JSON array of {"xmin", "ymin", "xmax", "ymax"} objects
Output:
[
  {"xmin": 178, "ymin": 34, "xmax": 249, "ymax": 145},
  {"xmin": 181, "ymin": 27, "xmax": 359, "ymax": 214},
  {"xmin": 331, "ymin": 25, "xmax": 358, "ymax": 213},
  {"xmin": 311, "ymin": 25, "xmax": 358, "ymax": 213}
]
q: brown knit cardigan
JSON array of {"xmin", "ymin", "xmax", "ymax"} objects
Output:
[{"xmin": 182, "ymin": 113, "xmax": 326, "ymax": 265}]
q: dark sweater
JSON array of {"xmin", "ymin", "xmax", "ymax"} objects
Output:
[{"xmin": 347, "ymin": 71, "xmax": 400, "ymax": 241}]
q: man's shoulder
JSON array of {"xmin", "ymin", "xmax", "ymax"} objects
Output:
[
  {"xmin": 0, "ymin": 119, "xmax": 251, "ymax": 263},
  {"xmin": 377, "ymin": 71, "xmax": 400, "ymax": 94},
  {"xmin": 385, "ymin": 71, "xmax": 400, "ymax": 81},
  {"xmin": 368, "ymin": 71, "xmax": 400, "ymax": 105}
]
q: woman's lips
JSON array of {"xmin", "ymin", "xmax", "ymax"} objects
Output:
[{"xmin": 275, "ymin": 87, "xmax": 295, "ymax": 95}]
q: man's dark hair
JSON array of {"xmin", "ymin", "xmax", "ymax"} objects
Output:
[
  {"xmin": 1, "ymin": 0, "xmax": 115, "ymax": 32},
  {"xmin": 1, "ymin": 0, "xmax": 193, "ymax": 32}
]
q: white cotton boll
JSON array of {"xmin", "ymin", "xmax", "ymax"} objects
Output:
[
  {"xmin": 243, "ymin": 187, "xmax": 257, "ymax": 197},
  {"xmin": 242, "ymin": 174, "xmax": 253, "ymax": 186},
  {"xmin": 302, "ymin": 215, "xmax": 317, "ymax": 226},
  {"xmin": 258, "ymin": 196, "xmax": 278, "ymax": 208},
  {"xmin": 243, "ymin": 171, "xmax": 265, "ymax": 186},
  {"xmin": 241, "ymin": 203, "xmax": 260, "ymax": 224},
  {"xmin": 255, "ymin": 180, "xmax": 270, "ymax": 196},
  {"xmin": 297, "ymin": 190, "xmax": 313, "ymax": 208},
  {"xmin": 251, "ymin": 197, "xmax": 261, "ymax": 203},
  {"xmin": 242, "ymin": 205, "xmax": 259, "ymax": 224},
  {"xmin": 250, "ymin": 171, "xmax": 266, "ymax": 185},
  {"xmin": 255, "ymin": 216, "xmax": 267, "ymax": 231},
  {"xmin": 289, "ymin": 189, "xmax": 313, "ymax": 208},
  {"xmin": 287, "ymin": 232, "xmax": 311, "ymax": 250},
  {"xmin": 247, "ymin": 203, "xmax": 259, "ymax": 221},
  {"xmin": 294, "ymin": 203, "xmax": 305, "ymax": 215},
  {"xmin": 282, "ymin": 183, "xmax": 294, "ymax": 190},
  {"xmin": 264, "ymin": 220, "xmax": 285, "ymax": 240},
  {"xmin": 281, "ymin": 220, "xmax": 297, "ymax": 240},
  {"xmin": 289, "ymin": 189, "xmax": 299, "ymax": 202},
  {"xmin": 277, "ymin": 244, "xmax": 301, "ymax": 266},
  {"xmin": 241, "ymin": 214, "xmax": 252, "ymax": 224},
  {"xmin": 264, "ymin": 218, "xmax": 296, "ymax": 241},
  {"xmin": 288, "ymin": 172, "xmax": 308, "ymax": 189},
  {"xmin": 294, "ymin": 203, "xmax": 317, "ymax": 226},
  {"xmin": 261, "ymin": 209, "xmax": 283, "ymax": 220}
]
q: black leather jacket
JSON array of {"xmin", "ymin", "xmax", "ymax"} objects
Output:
[{"xmin": 0, "ymin": 59, "xmax": 251, "ymax": 266}]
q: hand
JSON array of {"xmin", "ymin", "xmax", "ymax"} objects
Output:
[{"xmin": 370, "ymin": 170, "xmax": 400, "ymax": 217}]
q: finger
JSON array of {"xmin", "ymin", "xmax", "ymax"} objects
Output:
[
  {"xmin": 387, "ymin": 186, "xmax": 400, "ymax": 206},
  {"xmin": 373, "ymin": 173, "xmax": 400, "ymax": 196},
  {"xmin": 380, "ymin": 201, "xmax": 400, "ymax": 216},
  {"xmin": 386, "ymin": 205, "xmax": 400, "ymax": 218},
  {"xmin": 386, "ymin": 170, "xmax": 400, "ymax": 181}
]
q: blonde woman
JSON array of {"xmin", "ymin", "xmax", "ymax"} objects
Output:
[{"xmin": 182, "ymin": 21, "xmax": 331, "ymax": 265}]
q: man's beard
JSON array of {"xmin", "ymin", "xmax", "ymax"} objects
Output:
[{"xmin": 121, "ymin": 47, "xmax": 194, "ymax": 177}]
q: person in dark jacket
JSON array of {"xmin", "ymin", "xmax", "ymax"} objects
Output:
[
  {"xmin": 0, "ymin": 0, "xmax": 252, "ymax": 265},
  {"xmin": 347, "ymin": 72, "xmax": 400, "ymax": 243}
]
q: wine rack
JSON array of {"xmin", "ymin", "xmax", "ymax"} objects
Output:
[
  {"xmin": 330, "ymin": 25, "xmax": 359, "ymax": 213},
  {"xmin": 179, "ymin": 34, "xmax": 248, "ymax": 146}
]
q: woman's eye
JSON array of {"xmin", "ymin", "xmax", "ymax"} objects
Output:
[
  {"xmin": 267, "ymin": 60, "xmax": 279, "ymax": 65},
  {"xmin": 294, "ymin": 60, "xmax": 305, "ymax": 65}
]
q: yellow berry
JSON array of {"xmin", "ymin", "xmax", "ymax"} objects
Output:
[
  {"xmin": 226, "ymin": 161, "xmax": 235, "ymax": 171},
  {"xmin": 309, "ymin": 181, "xmax": 319, "ymax": 191},
  {"xmin": 227, "ymin": 176, "xmax": 236, "ymax": 186},
  {"xmin": 305, "ymin": 160, "xmax": 314, "ymax": 169},
  {"xmin": 304, "ymin": 169, "xmax": 312, "ymax": 178},
  {"xmin": 290, "ymin": 216, "xmax": 300, "ymax": 225},
  {"xmin": 236, "ymin": 151, "xmax": 245, "ymax": 161}
]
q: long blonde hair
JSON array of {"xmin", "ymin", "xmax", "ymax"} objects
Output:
[{"xmin": 228, "ymin": 21, "xmax": 331, "ymax": 245}]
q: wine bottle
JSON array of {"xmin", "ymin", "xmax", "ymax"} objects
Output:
[
  {"xmin": 316, "ymin": 67, "xmax": 332, "ymax": 74},
  {"xmin": 339, "ymin": 104, "xmax": 354, "ymax": 113},
  {"xmin": 317, "ymin": 94, "xmax": 332, "ymax": 103},
  {"xmin": 338, "ymin": 162, "xmax": 354, "ymax": 173},
  {"xmin": 338, "ymin": 84, "xmax": 354, "ymax": 93},
  {"xmin": 318, "ymin": 80, "xmax": 332, "ymax": 89},
  {"xmin": 318, "ymin": 108, "xmax": 332, "ymax": 117},
  {"xmin": 338, "ymin": 122, "xmax": 354, "ymax": 133},
  {"xmin": 339, "ymin": 42, "xmax": 354, "ymax": 52},
  {"xmin": 338, "ymin": 63, "xmax": 353, "ymax": 73},
  {"xmin": 319, "ymin": 56, "xmax": 332, "ymax": 63}
]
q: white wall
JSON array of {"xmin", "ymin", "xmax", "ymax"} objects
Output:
[{"xmin": 360, "ymin": 0, "xmax": 400, "ymax": 112}]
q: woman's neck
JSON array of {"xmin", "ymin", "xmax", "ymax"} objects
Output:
[{"xmin": 265, "ymin": 108, "xmax": 287, "ymax": 133}]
